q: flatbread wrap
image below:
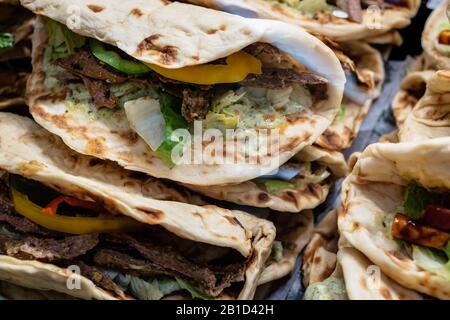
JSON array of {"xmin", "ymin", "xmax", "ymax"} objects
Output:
[
  {"xmin": 422, "ymin": 1, "xmax": 450, "ymax": 70},
  {"xmin": 303, "ymin": 215, "xmax": 423, "ymax": 300},
  {"xmin": 315, "ymin": 39, "xmax": 384, "ymax": 151},
  {"xmin": 0, "ymin": 112, "xmax": 276, "ymax": 300},
  {"xmin": 185, "ymin": 0, "xmax": 420, "ymax": 43},
  {"xmin": 184, "ymin": 146, "xmax": 347, "ymax": 213},
  {"xmin": 392, "ymin": 70, "xmax": 450, "ymax": 142},
  {"xmin": 303, "ymin": 244, "xmax": 423, "ymax": 300},
  {"xmin": 339, "ymin": 138, "xmax": 450, "ymax": 299},
  {"xmin": 22, "ymin": 0, "xmax": 345, "ymax": 186}
]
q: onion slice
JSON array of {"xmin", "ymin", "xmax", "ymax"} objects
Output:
[{"xmin": 124, "ymin": 97, "xmax": 166, "ymax": 151}]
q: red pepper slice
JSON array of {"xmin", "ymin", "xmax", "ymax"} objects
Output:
[{"xmin": 42, "ymin": 195, "xmax": 107, "ymax": 216}]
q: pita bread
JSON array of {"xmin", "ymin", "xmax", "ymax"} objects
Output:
[
  {"xmin": 338, "ymin": 245, "xmax": 423, "ymax": 300},
  {"xmin": 0, "ymin": 112, "xmax": 276, "ymax": 300},
  {"xmin": 258, "ymin": 210, "xmax": 314, "ymax": 285},
  {"xmin": 339, "ymin": 138, "xmax": 450, "ymax": 299},
  {"xmin": 316, "ymin": 41, "xmax": 384, "ymax": 151},
  {"xmin": 392, "ymin": 70, "xmax": 435, "ymax": 130},
  {"xmin": 184, "ymin": 146, "xmax": 347, "ymax": 213},
  {"xmin": 378, "ymin": 130, "xmax": 399, "ymax": 143},
  {"xmin": 364, "ymin": 30, "xmax": 403, "ymax": 46},
  {"xmin": 304, "ymin": 233, "xmax": 424, "ymax": 300},
  {"xmin": 422, "ymin": 1, "xmax": 450, "ymax": 70},
  {"xmin": 23, "ymin": 0, "xmax": 345, "ymax": 186},
  {"xmin": 397, "ymin": 70, "xmax": 450, "ymax": 142},
  {"xmin": 186, "ymin": 0, "xmax": 420, "ymax": 42},
  {"xmin": 302, "ymin": 210, "xmax": 338, "ymax": 287},
  {"xmin": 189, "ymin": 41, "xmax": 382, "ymax": 212}
]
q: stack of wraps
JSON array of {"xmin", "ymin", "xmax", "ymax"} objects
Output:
[
  {"xmin": 0, "ymin": 0, "xmax": 356, "ymax": 299},
  {"xmin": 184, "ymin": 0, "xmax": 435, "ymax": 301},
  {"xmin": 2, "ymin": 0, "xmax": 440, "ymax": 301},
  {"xmin": 177, "ymin": 1, "xmax": 391, "ymax": 216},
  {"xmin": 303, "ymin": 30, "xmax": 450, "ymax": 298}
]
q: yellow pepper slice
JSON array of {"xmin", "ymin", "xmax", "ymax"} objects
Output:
[
  {"xmin": 145, "ymin": 51, "xmax": 262, "ymax": 85},
  {"xmin": 12, "ymin": 188, "xmax": 145, "ymax": 235}
]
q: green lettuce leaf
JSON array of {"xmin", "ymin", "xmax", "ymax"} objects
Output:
[
  {"xmin": 412, "ymin": 245, "xmax": 450, "ymax": 281},
  {"xmin": 255, "ymin": 178, "xmax": 295, "ymax": 193},
  {"xmin": 269, "ymin": 241, "xmax": 284, "ymax": 262},
  {"xmin": 47, "ymin": 19, "xmax": 85, "ymax": 59},
  {"xmin": 0, "ymin": 33, "xmax": 14, "ymax": 50},
  {"xmin": 304, "ymin": 166, "xmax": 330, "ymax": 184},
  {"xmin": 0, "ymin": 224, "xmax": 23, "ymax": 240},
  {"xmin": 127, "ymin": 276, "xmax": 212, "ymax": 300},
  {"xmin": 401, "ymin": 181, "xmax": 439, "ymax": 219},
  {"xmin": 334, "ymin": 104, "xmax": 346, "ymax": 122},
  {"xmin": 112, "ymin": 85, "xmax": 158, "ymax": 109},
  {"xmin": 439, "ymin": 22, "xmax": 450, "ymax": 32},
  {"xmin": 129, "ymin": 276, "xmax": 182, "ymax": 300},
  {"xmin": 442, "ymin": 242, "xmax": 450, "ymax": 260},
  {"xmin": 303, "ymin": 277, "xmax": 347, "ymax": 300},
  {"xmin": 155, "ymin": 93, "xmax": 188, "ymax": 168},
  {"xmin": 204, "ymin": 112, "xmax": 239, "ymax": 132},
  {"xmin": 175, "ymin": 278, "xmax": 213, "ymax": 300},
  {"xmin": 298, "ymin": 0, "xmax": 332, "ymax": 16}
]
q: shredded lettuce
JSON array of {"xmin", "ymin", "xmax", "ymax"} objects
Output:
[
  {"xmin": 175, "ymin": 278, "xmax": 214, "ymax": 300},
  {"xmin": 256, "ymin": 179, "xmax": 295, "ymax": 193},
  {"xmin": 255, "ymin": 163, "xmax": 329, "ymax": 193},
  {"xmin": 129, "ymin": 276, "xmax": 182, "ymax": 300},
  {"xmin": 47, "ymin": 19, "xmax": 85, "ymax": 59},
  {"xmin": 412, "ymin": 244, "xmax": 450, "ymax": 281},
  {"xmin": 204, "ymin": 112, "xmax": 239, "ymax": 131},
  {"xmin": 334, "ymin": 104, "xmax": 346, "ymax": 122},
  {"xmin": 108, "ymin": 274, "xmax": 190, "ymax": 300},
  {"xmin": 304, "ymin": 166, "xmax": 330, "ymax": 184},
  {"xmin": 204, "ymin": 91, "xmax": 244, "ymax": 131},
  {"xmin": 289, "ymin": 84, "xmax": 312, "ymax": 110},
  {"xmin": 278, "ymin": 0, "xmax": 301, "ymax": 8},
  {"xmin": 269, "ymin": 241, "xmax": 284, "ymax": 262},
  {"xmin": 439, "ymin": 22, "xmax": 450, "ymax": 32},
  {"xmin": 381, "ymin": 212, "xmax": 396, "ymax": 239},
  {"xmin": 0, "ymin": 33, "xmax": 14, "ymax": 50},
  {"xmin": 110, "ymin": 82, "xmax": 158, "ymax": 108},
  {"xmin": 303, "ymin": 277, "xmax": 347, "ymax": 300},
  {"xmin": 0, "ymin": 224, "xmax": 23, "ymax": 240},
  {"xmin": 298, "ymin": 0, "xmax": 332, "ymax": 16},
  {"xmin": 205, "ymin": 85, "xmax": 311, "ymax": 131},
  {"xmin": 442, "ymin": 242, "xmax": 450, "ymax": 260},
  {"xmin": 155, "ymin": 93, "xmax": 188, "ymax": 168},
  {"xmin": 211, "ymin": 90, "xmax": 246, "ymax": 113}
]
